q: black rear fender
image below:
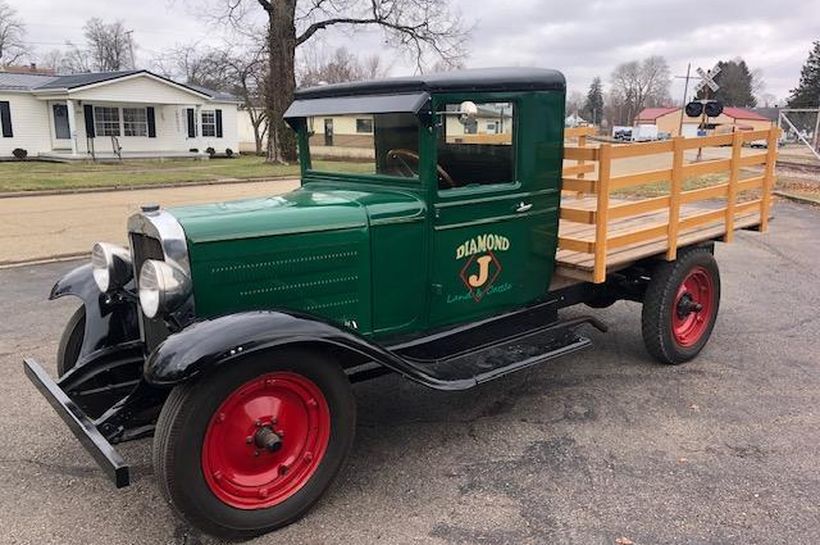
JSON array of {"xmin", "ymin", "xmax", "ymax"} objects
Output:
[{"xmin": 50, "ymin": 264, "xmax": 141, "ymax": 360}]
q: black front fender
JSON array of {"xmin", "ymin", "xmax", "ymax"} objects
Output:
[
  {"xmin": 51, "ymin": 264, "xmax": 141, "ymax": 359},
  {"xmin": 143, "ymin": 311, "xmax": 457, "ymax": 389}
]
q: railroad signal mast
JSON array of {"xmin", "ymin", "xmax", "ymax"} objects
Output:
[{"xmin": 687, "ymin": 64, "xmax": 723, "ymax": 160}]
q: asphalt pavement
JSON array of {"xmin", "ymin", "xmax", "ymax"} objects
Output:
[{"xmin": 0, "ymin": 201, "xmax": 818, "ymax": 545}]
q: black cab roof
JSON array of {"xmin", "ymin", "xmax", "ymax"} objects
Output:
[{"xmin": 293, "ymin": 67, "xmax": 566, "ymax": 100}]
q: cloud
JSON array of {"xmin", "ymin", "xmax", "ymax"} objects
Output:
[{"xmin": 15, "ymin": 0, "xmax": 819, "ymax": 100}]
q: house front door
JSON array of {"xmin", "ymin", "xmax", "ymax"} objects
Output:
[
  {"xmin": 53, "ymin": 104, "xmax": 71, "ymax": 141},
  {"xmin": 324, "ymin": 118, "xmax": 334, "ymax": 146}
]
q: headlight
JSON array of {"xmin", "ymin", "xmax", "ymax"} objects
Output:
[
  {"xmin": 138, "ymin": 259, "xmax": 191, "ymax": 319},
  {"xmin": 91, "ymin": 242, "xmax": 133, "ymax": 293}
]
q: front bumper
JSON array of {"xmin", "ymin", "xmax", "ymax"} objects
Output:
[{"xmin": 23, "ymin": 358, "xmax": 130, "ymax": 488}]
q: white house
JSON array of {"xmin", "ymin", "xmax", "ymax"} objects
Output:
[{"xmin": 0, "ymin": 69, "xmax": 241, "ymax": 160}]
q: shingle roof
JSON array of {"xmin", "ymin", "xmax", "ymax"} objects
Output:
[
  {"xmin": 722, "ymin": 107, "xmax": 771, "ymax": 121},
  {"xmin": 188, "ymin": 84, "xmax": 241, "ymax": 103},
  {"xmin": 635, "ymin": 107, "xmax": 678, "ymax": 121},
  {"xmin": 0, "ymin": 72, "xmax": 59, "ymax": 90},
  {"xmin": 35, "ymin": 70, "xmax": 142, "ymax": 90},
  {"xmin": 0, "ymin": 69, "xmax": 234, "ymax": 102}
]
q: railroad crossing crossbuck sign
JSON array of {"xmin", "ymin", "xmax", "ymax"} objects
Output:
[{"xmin": 693, "ymin": 64, "xmax": 721, "ymax": 94}]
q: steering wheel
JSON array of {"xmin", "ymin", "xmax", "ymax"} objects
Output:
[{"xmin": 385, "ymin": 148, "xmax": 456, "ymax": 189}]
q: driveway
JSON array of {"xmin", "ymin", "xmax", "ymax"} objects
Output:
[
  {"xmin": 1, "ymin": 202, "xmax": 817, "ymax": 544},
  {"xmin": 0, "ymin": 179, "xmax": 299, "ymax": 265}
]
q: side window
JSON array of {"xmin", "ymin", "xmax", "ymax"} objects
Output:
[{"xmin": 437, "ymin": 101, "xmax": 515, "ymax": 191}]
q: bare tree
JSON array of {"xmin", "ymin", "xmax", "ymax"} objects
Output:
[
  {"xmin": 297, "ymin": 46, "xmax": 387, "ymax": 86},
  {"xmin": 63, "ymin": 18, "xmax": 135, "ymax": 73},
  {"xmin": 152, "ymin": 43, "xmax": 231, "ymax": 90},
  {"xmin": 218, "ymin": 0, "xmax": 469, "ymax": 163},
  {"xmin": 565, "ymin": 90, "xmax": 584, "ymax": 116},
  {"xmin": 0, "ymin": 1, "xmax": 28, "ymax": 66},
  {"xmin": 153, "ymin": 42, "xmax": 270, "ymax": 155},
  {"xmin": 610, "ymin": 56, "xmax": 671, "ymax": 125}
]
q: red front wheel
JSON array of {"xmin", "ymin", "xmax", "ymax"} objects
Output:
[
  {"xmin": 152, "ymin": 348, "xmax": 355, "ymax": 540},
  {"xmin": 642, "ymin": 247, "xmax": 721, "ymax": 364}
]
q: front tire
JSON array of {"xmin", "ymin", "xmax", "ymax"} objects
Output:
[
  {"xmin": 641, "ymin": 247, "xmax": 721, "ymax": 364},
  {"xmin": 57, "ymin": 306, "xmax": 85, "ymax": 377},
  {"xmin": 152, "ymin": 348, "xmax": 356, "ymax": 540}
]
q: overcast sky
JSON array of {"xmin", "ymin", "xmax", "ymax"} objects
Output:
[{"xmin": 14, "ymin": 0, "xmax": 820, "ymax": 103}]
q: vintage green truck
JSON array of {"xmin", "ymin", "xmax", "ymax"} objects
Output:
[{"xmin": 23, "ymin": 68, "xmax": 777, "ymax": 539}]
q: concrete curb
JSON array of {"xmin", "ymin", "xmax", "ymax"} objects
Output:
[
  {"xmin": 0, "ymin": 175, "xmax": 298, "ymax": 199},
  {"xmin": 0, "ymin": 252, "xmax": 88, "ymax": 269},
  {"xmin": 774, "ymin": 190, "xmax": 820, "ymax": 207}
]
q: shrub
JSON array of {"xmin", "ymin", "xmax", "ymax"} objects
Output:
[
  {"xmin": 206, "ymin": 146, "xmax": 216, "ymax": 157},
  {"xmin": 12, "ymin": 148, "xmax": 28, "ymax": 159},
  {"xmin": 189, "ymin": 148, "xmax": 199, "ymax": 153},
  {"xmin": 225, "ymin": 148, "xmax": 234, "ymax": 157}
]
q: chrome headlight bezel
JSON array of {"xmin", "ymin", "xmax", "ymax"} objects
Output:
[
  {"xmin": 91, "ymin": 242, "xmax": 133, "ymax": 293},
  {"xmin": 138, "ymin": 259, "xmax": 191, "ymax": 319}
]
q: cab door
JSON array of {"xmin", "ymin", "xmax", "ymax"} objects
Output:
[{"xmin": 427, "ymin": 97, "xmax": 558, "ymax": 329}]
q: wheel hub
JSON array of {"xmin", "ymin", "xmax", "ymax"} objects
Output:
[
  {"xmin": 254, "ymin": 426, "xmax": 283, "ymax": 453},
  {"xmin": 671, "ymin": 266, "xmax": 714, "ymax": 347},
  {"xmin": 201, "ymin": 372, "xmax": 331, "ymax": 510}
]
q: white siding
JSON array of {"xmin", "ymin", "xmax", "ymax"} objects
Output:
[
  {"xmin": 71, "ymin": 102, "xmax": 240, "ymax": 155},
  {"xmin": 0, "ymin": 92, "xmax": 52, "ymax": 157},
  {"xmin": 69, "ymin": 74, "xmax": 209, "ymax": 105},
  {"xmin": 237, "ymin": 108, "xmax": 261, "ymax": 153}
]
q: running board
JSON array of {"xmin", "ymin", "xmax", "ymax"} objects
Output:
[{"xmin": 377, "ymin": 316, "xmax": 606, "ymax": 390}]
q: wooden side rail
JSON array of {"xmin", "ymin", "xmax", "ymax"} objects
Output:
[{"xmin": 557, "ymin": 126, "xmax": 779, "ymax": 283}]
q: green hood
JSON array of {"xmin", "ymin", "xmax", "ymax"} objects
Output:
[
  {"xmin": 170, "ymin": 187, "xmax": 370, "ymax": 244},
  {"xmin": 168, "ymin": 184, "xmax": 424, "ymax": 332}
]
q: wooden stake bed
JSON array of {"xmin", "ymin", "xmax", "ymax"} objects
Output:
[
  {"xmin": 556, "ymin": 126, "xmax": 779, "ymax": 284},
  {"xmin": 555, "ymin": 197, "xmax": 762, "ymax": 281}
]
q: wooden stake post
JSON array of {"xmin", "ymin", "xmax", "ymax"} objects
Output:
[
  {"xmin": 666, "ymin": 136, "xmax": 684, "ymax": 260},
  {"xmin": 761, "ymin": 126, "xmax": 778, "ymax": 231},
  {"xmin": 724, "ymin": 130, "xmax": 743, "ymax": 242},
  {"xmin": 593, "ymin": 144, "xmax": 612, "ymax": 283}
]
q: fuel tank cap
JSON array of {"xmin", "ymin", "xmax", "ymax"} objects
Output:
[{"xmin": 141, "ymin": 203, "xmax": 160, "ymax": 213}]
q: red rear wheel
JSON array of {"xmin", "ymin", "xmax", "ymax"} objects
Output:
[
  {"xmin": 671, "ymin": 266, "xmax": 715, "ymax": 347},
  {"xmin": 642, "ymin": 247, "xmax": 721, "ymax": 364},
  {"xmin": 202, "ymin": 372, "xmax": 331, "ymax": 509},
  {"xmin": 152, "ymin": 349, "xmax": 355, "ymax": 540}
]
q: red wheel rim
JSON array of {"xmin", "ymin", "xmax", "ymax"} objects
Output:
[
  {"xmin": 202, "ymin": 372, "xmax": 331, "ymax": 510},
  {"xmin": 671, "ymin": 266, "xmax": 714, "ymax": 347}
]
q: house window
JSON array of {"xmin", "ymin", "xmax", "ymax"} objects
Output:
[
  {"xmin": 355, "ymin": 118, "xmax": 373, "ymax": 134},
  {"xmin": 201, "ymin": 110, "xmax": 216, "ymax": 137},
  {"xmin": 123, "ymin": 107, "xmax": 148, "ymax": 137},
  {"xmin": 94, "ymin": 106, "xmax": 121, "ymax": 137}
]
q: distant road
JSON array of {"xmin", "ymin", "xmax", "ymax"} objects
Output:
[{"xmin": 0, "ymin": 178, "xmax": 299, "ymax": 265}]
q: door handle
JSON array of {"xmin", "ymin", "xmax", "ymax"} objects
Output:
[{"xmin": 515, "ymin": 202, "xmax": 533, "ymax": 213}]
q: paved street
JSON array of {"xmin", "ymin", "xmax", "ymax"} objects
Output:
[
  {"xmin": 0, "ymin": 179, "xmax": 299, "ymax": 265},
  {"xmin": 1, "ymin": 201, "xmax": 818, "ymax": 545}
]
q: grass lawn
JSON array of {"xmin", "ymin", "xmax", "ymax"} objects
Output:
[{"xmin": 0, "ymin": 156, "xmax": 374, "ymax": 193}]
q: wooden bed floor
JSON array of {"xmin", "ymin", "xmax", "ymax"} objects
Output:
[{"xmin": 555, "ymin": 196, "xmax": 761, "ymax": 281}]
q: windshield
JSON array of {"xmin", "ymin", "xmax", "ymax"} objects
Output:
[{"xmin": 307, "ymin": 113, "xmax": 420, "ymax": 179}]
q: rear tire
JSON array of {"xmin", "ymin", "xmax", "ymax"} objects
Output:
[
  {"xmin": 641, "ymin": 247, "xmax": 720, "ymax": 364},
  {"xmin": 57, "ymin": 306, "xmax": 85, "ymax": 377},
  {"xmin": 152, "ymin": 348, "xmax": 356, "ymax": 540}
]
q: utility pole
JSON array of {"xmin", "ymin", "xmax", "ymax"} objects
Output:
[
  {"xmin": 675, "ymin": 63, "xmax": 692, "ymax": 137},
  {"xmin": 125, "ymin": 30, "xmax": 136, "ymax": 69}
]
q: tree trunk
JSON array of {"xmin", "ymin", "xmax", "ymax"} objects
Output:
[{"xmin": 264, "ymin": 1, "xmax": 298, "ymax": 164}]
